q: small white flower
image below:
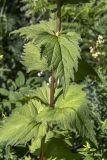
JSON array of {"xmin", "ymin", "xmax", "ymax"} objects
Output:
[
  {"xmin": 49, "ymin": 77, "xmax": 52, "ymax": 84},
  {"xmin": 95, "ymin": 51, "xmax": 101, "ymax": 56},
  {"xmin": 97, "ymin": 35, "xmax": 105, "ymax": 45},
  {"xmin": 98, "ymin": 39, "xmax": 104, "ymax": 44},
  {"xmin": 98, "ymin": 35, "xmax": 103, "ymax": 40},
  {"xmin": 37, "ymin": 72, "xmax": 41, "ymax": 77},
  {"xmin": 92, "ymin": 51, "xmax": 101, "ymax": 58},
  {"xmin": 89, "ymin": 47, "xmax": 94, "ymax": 53},
  {"xmin": 40, "ymin": 71, "xmax": 43, "ymax": 75}
]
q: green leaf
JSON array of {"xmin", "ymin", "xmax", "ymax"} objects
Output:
[
  {"xmin": 102, "ymin": 119, "xmax": 107, "ymax": 133},
  {"xmin": 30, "ymin": 82, "xmax": 49, "ymax": 105},
  {"xmin": 84, "ymin": 155, "xmax": 94, "ymax": 160},
  {"xmin": 22, "ymin": 42, "xmax": 48, "ymax": 72},
  {"xmin": 21, "ymin": 0, "xmax": 48, "ymax": 18},
  {"xmin": 0, "ymin": 99, "xmax": 47, "ymax": 145},
  {"xmin": 12, "ymin": 20, "xmax": 55, "ymax": 40},
  {"xmin": 37, "ymin": 84, "xmax": 97, "ymax": 146},
  {"xmin": 30, "ymin": 138, "xmax": 41, "ymax": 153},
  {"xmin": 0, "ymin": 88, "xmax": 9, "ymax": 96},
  {"xmin": 45, "ymin": 137, "xmax": 80, "ymax": 160},
  {"xmin": 12, "ymin": 22, "xmax": 80, "ymax": 92},
  {"xmin": 15, "ymin": 71, "xmax": 25, "ymax": 87},
  {"xmin": 36, "ymin": 32, "xmax": 81, "ymax": 93}
]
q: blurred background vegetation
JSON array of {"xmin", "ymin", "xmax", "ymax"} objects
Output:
[{"xmin": 0, "ymin": 0, "xmax": 107, "ymax": 159}]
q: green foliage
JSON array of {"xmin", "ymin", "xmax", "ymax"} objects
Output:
[
  {"xmin": 41, "ymin": 32, "xmax": 81, "ymax": 92},
  {"xmin": 45, "ymin": 137, "xmax": 80, "ymax": 160},
  {"xmin": 22, "ymin": 42, "xmax": 48, "ymax": 72},
  {"xmin": 1, "ymin": 0, "xmax": 107, "ymax": 159},
  {"xmin": 13, "ymin": 22, "xmax": 81, "ymax": 92},
  {"xmin": 12, "ymin": 20, "xmax": 55, "ymax": 40},
  {"xmin": 0, "ymin": 84, "xmax": 97, "ymax": 147},
  {"xmin": 62, "ymin": 0, "xmax": 90, "ymax": 5},
  {"xmin": 102, "ymin": 120, "xmax": 107, "ymax": 133},
  {"xmin": 0, "ymin": 99, "xmax": 47, "ymax": 145},
  {"xmin": 37, "ymin": 84, "xmax": 97, "ymax": 145},
  {"xmin": 0, "ymin": 71, "xmax": 44, "ymax": 114},
  {"xmin": 21, "ymin": 0, "xmax": 48, "ymax": 21}
]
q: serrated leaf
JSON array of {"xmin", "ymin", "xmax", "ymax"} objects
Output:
[
  {"xmin": 35, "ymin": 32, "xmax": 81, "ymax": 93},
  {"xmin": 27, "ymin": 82, "xmax": 61, "ymax": 105},
  {"xmin": 30, "ymin": 138, "xmax": 41, "ymax": 153},
  {"xmin": 12, "ymin": 21, "xmax": 81, "ymax": 92},
  {"xmin": 0, "ymin": 99, "xmax": 47, "ymax": 146},
  {"xmin": 37, "ymin": 84, "xmax": 97, "ymax": 146},
  {"xmin": 30, "ymin": 83, "xmax": 49, "ymax": 105},
  {"xmin": 22, "ymin": 42, "xmax": 48, "ymax": 72},
  {"xmin": 12, "ymin": 20, "xmax": 55, "ymax": 40}
]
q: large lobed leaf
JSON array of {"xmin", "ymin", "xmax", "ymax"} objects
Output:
[
  {"xmin": 12, "ymin": 21, "xmax": 81, "ymax": 92},
  {"xmin": 36, "ymin": 84, "xmax": 97, "ymax": 146},
  {"xmin": 35, "ymin": 31, "xmax": 81, "ymax": 93}
]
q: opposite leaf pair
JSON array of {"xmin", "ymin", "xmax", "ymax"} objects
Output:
[{"xmin": 0, "ymin": 83, "xmax": 97, "ymax": 147}]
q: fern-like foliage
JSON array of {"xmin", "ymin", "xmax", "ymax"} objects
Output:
[
  {"xmin": 0, "ymin": 100, "xmax": 48, "ymax": 145},
  {"xmin": 12, "ymin": 20, "xmax": 55, "ymax": 40},
  {"xmin": 22, "ymin": 42, "xmax": 48, "ymax": 72},
  {"xmin": 20, "ymin": 0, "xmax": 48, "ymax": 19},
  {"xmin": 0, "ymin": 84, "xmax": 97, "ymax": 146}
]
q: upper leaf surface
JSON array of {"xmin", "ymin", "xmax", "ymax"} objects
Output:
[
  {"xmin": 12, "ymin": 21, "xmax": 81, "ymax": 92},
  {"xmin": 37, "ymin": 84, "xmax": 97, "ymax": 146},
  {"xmin": 38, "ymin": 32, "xmax": 81, "ymax": 92},
  {"xmin": 22, "ymin": 42, "xmax": 48, "ymax": 72},
  {"xmin": 0, "ymin": 99, "xmax": 47, "ymax": 145},
  {"xmin": 12, "ymin": 20, "xmax": 55, "ymax": 40}
]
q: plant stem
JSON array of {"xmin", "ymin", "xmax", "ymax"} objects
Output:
[
  {"xmin": 56, "ymin": 0, "xmax": 62, "ymax": 33},
  {"xmin": 39, "ymin": 1, "xmax": 62, "ymax": 159},
  {"xmin": 50, "ymin": 69, "xmax": 56, "ymax": 108},
  {"xmin": 49, "ymin": 0, "xmax": 62, "ymax": 108},
  {"xmin": 39, "ymin": 136, "xmax": 46, "ymax": 160}
]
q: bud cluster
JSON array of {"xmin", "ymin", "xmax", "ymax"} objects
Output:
[{"xmin": 89, "ymin": 35, "xmax": 105, "ymax": 60}]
